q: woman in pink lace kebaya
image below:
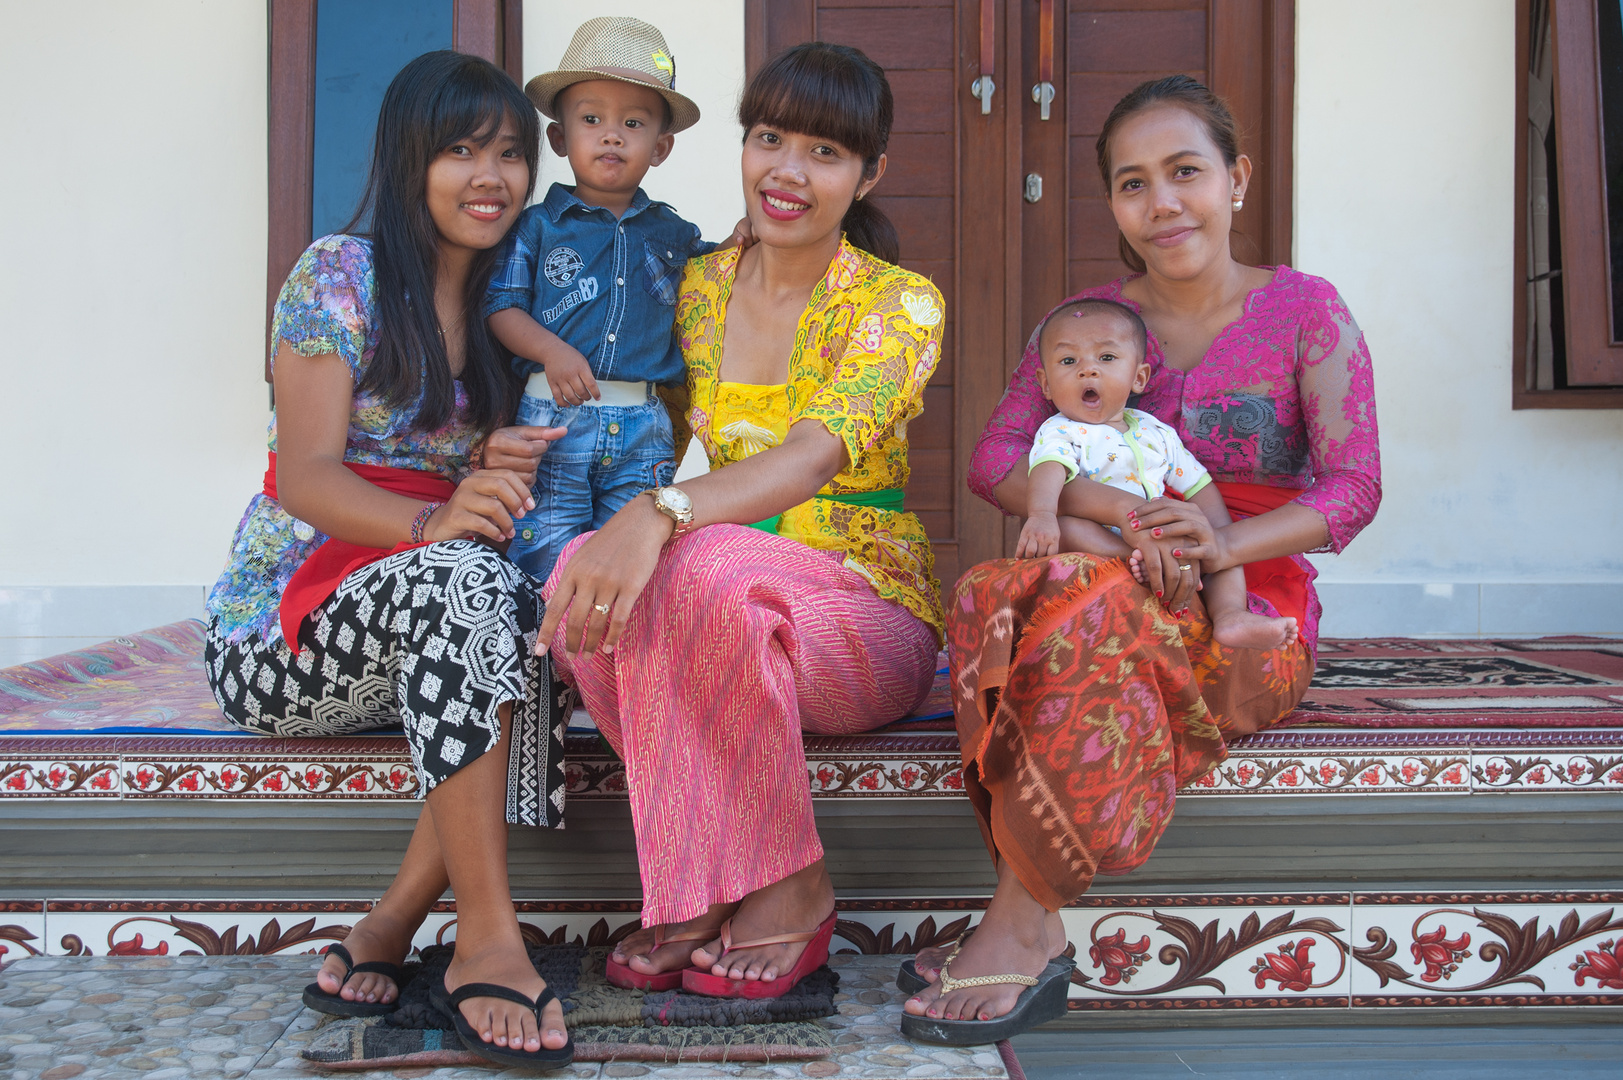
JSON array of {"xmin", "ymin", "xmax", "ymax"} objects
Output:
[{"xmin": 899, "ymin": 76, "xmax": 1380, "ymax": 1044}]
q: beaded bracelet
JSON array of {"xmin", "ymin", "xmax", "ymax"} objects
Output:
[{"xmin": 410, "ymin": 502, "xmax": 443, "ymax": 544}]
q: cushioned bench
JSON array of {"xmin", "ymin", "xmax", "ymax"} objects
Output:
[{"xmin": 3, "ymin": 621, "xmax": 1621, "ymax": 800}]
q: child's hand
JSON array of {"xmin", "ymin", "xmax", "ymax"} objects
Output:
[
  {"xmin": 1016, "ymin": 513, "xmax": 1060, "ymax": 558},
  {"xmin": 717, "ymin": 216, "xmax": 756, "ymax": 252},
  {"xmin": 544, "ymin": 344, "xmax": 600, "ymax": 407}
]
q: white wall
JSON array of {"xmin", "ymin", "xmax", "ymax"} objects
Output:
[
  {"xmin": 523, "ymin": 0, "xmax": 747, "ymax": 242},
  {"xmin": 0, "ymin": 1, "xmax": 269, "ymax": 661},
  {"xmin": 1296, "ymin": 0, "xmax": 1623, "ymax": 634}
]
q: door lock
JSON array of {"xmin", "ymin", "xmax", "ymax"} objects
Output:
[
  {"xmin": 1023, "ymin": 173, "xmax": 1043, "ymax": 203},
  {"xmin": 1032, "ymin": 82, "xmax": 1055, "ymax": 121},
  {"xmin": 971, "ymin": 76, "xmax": 995, "ymax": 115}
]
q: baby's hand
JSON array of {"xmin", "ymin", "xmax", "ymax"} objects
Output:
[{"xmin": 1016, "ymin": 513, "xmax": 1060, "ymax": 559}]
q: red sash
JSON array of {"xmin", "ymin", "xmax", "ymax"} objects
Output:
[
  {"xmin": 263, "ymin": 451, "xmax": 455, "ymax": 651},
  {"xmin": 1212, "ymin": 480, "xmax": 1311, "ymax": 627}
]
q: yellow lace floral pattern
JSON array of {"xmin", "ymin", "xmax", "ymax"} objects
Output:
[{"xmin": 676, "ymin": 240, "xmax": 946, "ymax": 639}]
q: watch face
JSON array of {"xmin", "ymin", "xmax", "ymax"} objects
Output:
[{"xmin": 664, "ymin": 487, "xmax": 692, "ymax": 513}]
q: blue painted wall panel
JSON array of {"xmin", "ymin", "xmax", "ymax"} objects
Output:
[{"xmin": 312, "ymin": 0, "xmax": 452, "ymax": 239}]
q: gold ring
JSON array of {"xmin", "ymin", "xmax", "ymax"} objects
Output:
[
  {"xmin": 1178, "ymin": 564, "xmax": 1193, "ymax": 572},
  {"xmin": 593, "ymin": 603, "xmax": 611, "ymax": 615}
]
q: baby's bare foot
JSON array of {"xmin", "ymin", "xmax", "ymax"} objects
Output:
[{"xmin": 1213, "ymin": 611, "xmax": 1298, "ymax": 650}]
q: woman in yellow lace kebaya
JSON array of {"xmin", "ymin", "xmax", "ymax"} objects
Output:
[
  {"xmin": 679, "ymin": 241, "xmax": 943, "ymax": 630},
  {"xmin": 540, "ymin": 43, "xmax": 945, "ymax": 1001}
]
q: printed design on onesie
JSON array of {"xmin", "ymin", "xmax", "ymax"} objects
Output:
[{"xmin": 543, "ymin": 246, "xmax": 584, "ymax": 288}]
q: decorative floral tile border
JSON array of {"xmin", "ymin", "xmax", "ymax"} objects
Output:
[
  {"xmin": 1349, "ymin": 893, "xmax": 1623, "ymax": 1006},
  {"xmin": 0, "ymin": 901, "xmax": 45, "ymax": 968},
  {"xmin": 3, "ymin": 732, "xmax": 1623, "ymax": 802},
  {"xmin": 15, "ymin": 894, "xmax": 1622, "ymax": 1010},
  {"xmin": 1184, "ymin": 751, "xmax": 1471, "ymax": 795}
]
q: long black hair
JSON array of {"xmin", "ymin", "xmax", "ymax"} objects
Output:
[
  {"xmin": 739, "ymin": 42, "xmax": 899, "ymax": 264},
  {"xmin": 344, "ymin": 50, "xmax": 539, "ymax": 434}
]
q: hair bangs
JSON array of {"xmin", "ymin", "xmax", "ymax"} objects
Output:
[
  {"xmin": 425, "ymin": 63, "xmax": 541, "ymax": 204},
  {"xmin": 740, "ymin": 45, "xmax": 889, "ymax": 164}
]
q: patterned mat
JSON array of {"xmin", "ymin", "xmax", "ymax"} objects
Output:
[
  {"xmin": 302, "ymin": 942, "xmax": 838, "ymax": 1068},
  {"xmin": 2, "ymin": 622, "xmax": 1620, "ymax": 735}
]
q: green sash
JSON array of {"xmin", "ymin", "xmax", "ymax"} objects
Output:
[{"xmin": 748, "ymin": 487, "xmax": 905, "ymax": 535}]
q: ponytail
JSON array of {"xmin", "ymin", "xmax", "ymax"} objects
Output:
[{"xmin": 841, "ymin": 197, "xmax": 899, "ymax": 264}]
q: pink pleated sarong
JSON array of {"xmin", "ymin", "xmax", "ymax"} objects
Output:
[{"xmin": 547, "ymin": 525, "xmax": 939, "ymax": 926}]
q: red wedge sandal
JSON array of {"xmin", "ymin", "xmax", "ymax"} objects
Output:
[
  {"xmin": 680, "ymin": 911, "xmax": 837, "ymax": 999},
  {"xmin": 604, "ymin": 925, "xmax": 722, "ymax": 992}
]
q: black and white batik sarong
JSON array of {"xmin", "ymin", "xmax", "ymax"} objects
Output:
[{"xmin": 204, "ymin": 540, "xmax": 568, "ymax": 827}]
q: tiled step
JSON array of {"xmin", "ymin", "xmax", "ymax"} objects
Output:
[
  {"xmin": 6, "ymin": 891, "xmax": 1622, "ymax": 1014},
  {"xmin": 5, "ymin": 727, "xmax": 1623, "ymax": 800}
]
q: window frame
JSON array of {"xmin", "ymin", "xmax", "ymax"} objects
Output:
[
  {"xmin": 1514, "ymin": 0, "xmax": 1623, "ymax": 407},
  {"xmin": 264, "ymin": 0, "xmax": 521, "ymax": 379}
]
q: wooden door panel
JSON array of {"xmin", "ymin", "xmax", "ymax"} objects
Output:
[
  {"xmin": 1070, "ymin": 8, "xmax": 1208, "ymax": 71},
  {"xmin": 818, "ymin": 5, "xmax": 956, "ymax": 69},
  {"xmin": 889, "ymin": 71, "xmax": 957, "ymax": 131},
  {"xmin": 883, "ymin": 134, "xmax": 955, "ymax": 195}
]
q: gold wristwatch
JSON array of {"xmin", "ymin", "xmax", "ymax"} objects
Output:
[{"xmin": 645, "ymin": 486, "xmax": 695, "ymax": 537}]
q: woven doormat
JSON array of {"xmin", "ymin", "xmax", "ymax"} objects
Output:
[{"xmin": 301, "ymin": 943, "xmax": 838, "ymax": 1068}]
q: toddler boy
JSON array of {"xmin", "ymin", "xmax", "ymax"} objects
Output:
[{"xmin": 486, "ymin": 17, "xmax": 707, "ymax": 580}]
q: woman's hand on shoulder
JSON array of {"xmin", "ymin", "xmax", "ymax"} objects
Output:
[
  {"xmin": 537, "ymin": 494, "xmax": 673, "ymax": 659},
  {"xmin": 425, "ymin": 470, "xmax": 533, "ymax": 546},
  {"xmin": 477, "ymin": 425, "xmax": 566, "ymax": 486}
]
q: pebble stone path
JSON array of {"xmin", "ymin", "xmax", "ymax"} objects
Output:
[{"xmin": 0, "ymin": 954, "xmax": 1012, "ymax": 1080}]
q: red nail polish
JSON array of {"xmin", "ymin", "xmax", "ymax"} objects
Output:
[
  {"xmin": 1152, "ymin": 528, "xmax": 1163, "ymax": 537},
  {"xmin": 1172, "ymin": 549, "xmax": 1182, "ymax": 558},
  {"xmin": 1156, "ymin": 590, "xmax": 1163, "ymax": 598}
]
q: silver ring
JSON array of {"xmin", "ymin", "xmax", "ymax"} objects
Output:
[
  {"xmin": 1178, "ymin": 564, "xmax": 1193, "ymax": 572},
  {"xmin": 593, "ymin": 603, "xmax": 611, "ymax": 615}
]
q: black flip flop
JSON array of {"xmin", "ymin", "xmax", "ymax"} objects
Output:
[
  {"xmin": 900, "ymin": 955, "xmax": 1077, "ymax": 1046},
  {"xmin": 896, "ymin": 958, "xmax": 931, "ymax": 995},
  {"xmin": 437, "ymin": 977, "xmax": 574, "ymax": 1070},
  {"xmin": 897, "ymin": 927, "xmax": 975, "ymax": 995},
  {"xmin": 301, "ymin": 942, "xmax": 403, "ymax": 1018}
]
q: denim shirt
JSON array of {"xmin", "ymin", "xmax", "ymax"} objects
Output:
[{"xmin": 484, "ymin": 183, "xmax": 709, "ymax": 387}]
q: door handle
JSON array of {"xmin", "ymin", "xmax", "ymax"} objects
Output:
[
  {"xmin": 1031, "ymin": 0, "xmax": 1055, "ymax": 121},
  {"xmin": 971, "ymin": 0, "xmax": 995, "ymax": 114}
]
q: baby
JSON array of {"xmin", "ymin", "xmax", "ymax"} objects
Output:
[
  {"xmin": 485, "ymin": 17, "xmax": 709, "ymax": 581},
  {"xmin": 1017, "ymin": 298, "xmax": 1298, "ymax": 650}
]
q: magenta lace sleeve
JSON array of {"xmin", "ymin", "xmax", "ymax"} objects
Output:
[
  {"xmin": 1293, "ymin": 290, "xmax": 1381, "ymax": 553},
  {"xmin": 965, "ymin": 324, "xmax": 1050, "ymax": 513}
]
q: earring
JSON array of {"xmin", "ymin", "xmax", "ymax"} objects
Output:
[{"xmin": 1232, "ymin": 194, "xmax": 1244, "ymax": 211}]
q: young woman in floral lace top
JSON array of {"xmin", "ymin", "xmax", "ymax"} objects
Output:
[
  {"xmin": 541, "ymin": 44, "xmax": 943, "ymax": 1002},
  {"xmin": 900, "ymin": 76, "xmax": 1380, "ymax": 1044},
  {"xmin": 202, "ymin": 53, "xmax": 579, "ymax": 1067}
]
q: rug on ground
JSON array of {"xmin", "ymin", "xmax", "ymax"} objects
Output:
[
  {"xmin": 300, "ymin": 942, "xmax": 839, "ymax": 1068},
  {"xmin": 4, "ymin": 622, "xmax": 1622, "ymax": 735}
]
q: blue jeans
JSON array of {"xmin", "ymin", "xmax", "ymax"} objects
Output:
[{"xmin": 508, "ymin": 392, "xmax": 677, "ymax": 582}]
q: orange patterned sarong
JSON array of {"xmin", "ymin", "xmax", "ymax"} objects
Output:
[{"xmin": 948, "ymin": 554, "xmax": 1312, "ymax": 912}]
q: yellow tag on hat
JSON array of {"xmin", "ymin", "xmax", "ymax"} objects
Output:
[{"xmin": 651, "ymin": 49, "xmax": 674, "ymax": 79}]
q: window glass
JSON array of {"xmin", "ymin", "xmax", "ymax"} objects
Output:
[{"xmin": 312, "ymin": 0, "xmax": 452, "ymax": 239}]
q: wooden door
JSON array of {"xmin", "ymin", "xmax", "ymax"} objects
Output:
[{"xmin": 746, "ymin": 0, "xmax": 1293, "ymax": 585}]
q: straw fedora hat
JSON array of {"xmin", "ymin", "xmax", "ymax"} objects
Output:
[{"xmin": 525, "ymin": 17, "xmax": 700, "ymax": 134}]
